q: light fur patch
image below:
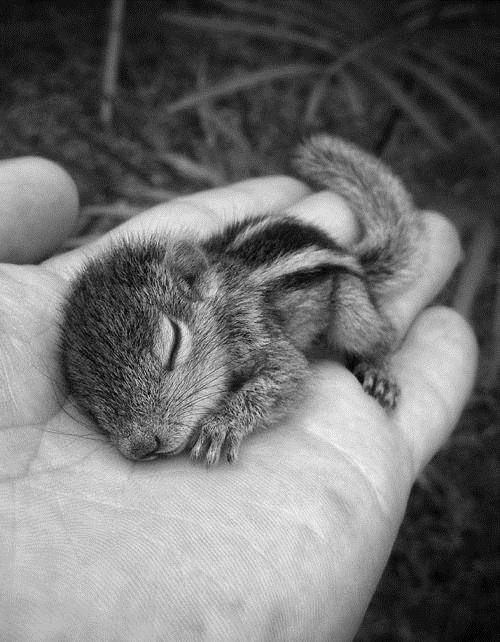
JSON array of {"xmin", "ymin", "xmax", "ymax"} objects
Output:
[
  {"xmin": 248, "ymin": 248, "xmax": 361, "ymax": 285},
  {"xmin": 228, "ymin": 217, "xmax": 275, "ymax": 250}
]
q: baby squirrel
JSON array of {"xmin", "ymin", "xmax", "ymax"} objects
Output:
[{"xmin": 60, "ymin": 135, "xmax": 420, "ymax": 464}]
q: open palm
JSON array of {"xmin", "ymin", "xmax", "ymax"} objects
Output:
[{"xmin": 0, "ymin": 158, "xmax": 476, "ymax": 641}]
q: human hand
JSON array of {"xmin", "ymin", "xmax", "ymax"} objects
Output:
[{"xmin": 0, "ymin": 158, "xmax": 477, "ymax": 640}]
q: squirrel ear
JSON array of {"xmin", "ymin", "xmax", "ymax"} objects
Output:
[{"xmin": 171, "ymin": 241, "xmax": 209, "ymax": 294}]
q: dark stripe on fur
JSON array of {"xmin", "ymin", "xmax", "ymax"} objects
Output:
[
  {"xmin": 202, "ymin": 215, "xmax": 268, "ymax": 255},
  {"xmin": 269, "ymin": 263, "xmax": 360, "ymax": 291},
  {"xmin": 206, "ymin": 215, "xmax": 344, "ymax": 268}
]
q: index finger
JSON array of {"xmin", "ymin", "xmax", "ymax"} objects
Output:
[
  {"xmin": 384, "ymin": 211, "xmax": 462, "ymax": 337},
  {"xmin": 43, "ymin": 176, "xmax": 310, "ymax": 276}
]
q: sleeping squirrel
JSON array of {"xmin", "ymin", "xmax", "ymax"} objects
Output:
[{"xmin": 60, "ymin": 135, "xmax": 421, "ymax": 464}]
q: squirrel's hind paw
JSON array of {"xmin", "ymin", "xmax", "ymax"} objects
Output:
[{"xmin": 354, "ymin": 362, "xmax": 400, "ymax": 410}]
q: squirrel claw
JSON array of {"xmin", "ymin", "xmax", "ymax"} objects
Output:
[
  {"xmin": 190, "ymin": 419, "xmax": 242, "ymax": 465},
  {"xmin": 190, "ymin": 418, "xmax": 229, "ymax": 466},
  {"xmin": 226, "ymin": 433, "xmax": 242, "ymax": 463},
  {"xmin": 354, "ymin": 362, "xmax": 400, "ymax": 410}
]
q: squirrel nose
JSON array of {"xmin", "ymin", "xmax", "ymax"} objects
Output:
[
  {"xmin": 118, "ymin": 435, "xmax": 161, "ymax": 461},
  {"xmin": 138, "ymin": 436, "xmax": 161, "ymax": 460}
]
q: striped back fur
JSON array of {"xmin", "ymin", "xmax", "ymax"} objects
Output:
[{"xmin": 203, "ymin": 214, "xmax": 362, "ymax": 288}]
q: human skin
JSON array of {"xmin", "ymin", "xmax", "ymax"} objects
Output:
[{"xmin": 0, "ymin": 158, "xmax": 477, "ymax": 641}]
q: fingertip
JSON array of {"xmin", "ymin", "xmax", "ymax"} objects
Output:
[
  {"xmin": 174, "ymin": 175, "xmax": 311, "ymax": 223},
  {"xmin": 404, "ymin": 306, "xmax": 478, "ymax": 389},
  {"xmin": 285, "ymin": 190, "xmax": 358, "ymax": 244},
  {"xmin": 410, "ymin": 305, "xmax": 477, "ymax": 346},
  {"xmin": 233, "ymin": 175, "xmax": 310, "ymax": 204},
  {"xmin": 421, "ymin": 209, "xmax": 463, "ymax": 265},
  {"xmin": 0, "ymin": 156, "xmax": 79, "ymax": 263},
  {"xmin": 394, "ymin": 305, "xmax": 478, "ymax": 474},
  {"xmin": 385, "ymin": 210, "xmax": 463, "ymax": 336}
]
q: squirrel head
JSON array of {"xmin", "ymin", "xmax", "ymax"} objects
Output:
[{"xmin": 60, "ymin": 237, "xmax": 229, "ymax": 460}]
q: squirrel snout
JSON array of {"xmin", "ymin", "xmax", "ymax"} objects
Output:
[{"xmin": 116, "ymin": 434, "xmax": 161, "ymax": 461}]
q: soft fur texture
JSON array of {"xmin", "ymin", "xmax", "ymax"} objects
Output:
[{"xmin": 60, "ymin": 135, "xmax": 420, "ymax": 464}]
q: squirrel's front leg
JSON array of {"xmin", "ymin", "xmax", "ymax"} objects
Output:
[{"xmin": 190, "ymin": 339, "xmax": 308, "ymax": 465}]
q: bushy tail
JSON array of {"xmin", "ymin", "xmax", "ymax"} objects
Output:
[{"xmin": 293, "ymin": 135, "xmax": 421, "ymax": 297}]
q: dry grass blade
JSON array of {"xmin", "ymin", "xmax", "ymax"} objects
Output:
[
  {"xmin": 439, "ymin": 29, "xmax": 500, "ymax": 62},
  {"xmin": 408, "ymin": 45, "xmax": 499, "ymax": 102},
  {"xmin": 304, "ymin": 75, "xmax": 330, "ymax": 125},
  {"xmin": 211, "ymin": 0, "xmax": 343, "ymax": 49},
  {"xmin": 159, "ymin": 152, "xmax": 225, "ymax": 186},
  {"xmin": 304, "ymin": 28, "xmax": 410, "ymax": 117},
  {"xmin": 322, "ymin": 27, "xmax": 403, "ymax": 76},
  {"xmin": 387, "ymin": 53, "xmax": 499, "ymax": 153},
  {"xmin": 164, "ymin": 26, "xmax": 424, "ymax": 124},
  {"xmin": 197, "ymin": 105, "xmax": 253, "ymax": 157},
  {"xmin": 304, "ymin": 69, "xmax": 364, "ymax": 128},
  {"xmin": 453, "ymin": 217, "xmax": 496, "ymax": 319},
  {"xmin": 194, "ymin": 57, "xmax": 233, "ymax": 181},
  {"xmin": 353, "ymin": 59, "xmax": 451, "ymax": 151},
  {"xmin": 162, "ymin": 12, "xmax": 335, "ymax": 55},
  {"xmin": 484, "ymin": 262, "xmax": 500, "ymax": 388},
  {"xmin": 118, "ymin": 186, "xmax": 178, "ymax": 203},
  {"xmin": 195, "ymin": 56, "xmax": 218, "ymax": 150},
  {"xmin": 213, "ymin": 0, "xmax": 347, "ymax": 33},
  {"xmin": 81, "ymin": 203, "xmax": 142, "ymax": 219},
  {"xmin": 338, "ymin": 70, "xmax": 365, "ymax": 117},
  {"xmin": 100, "ymin": 0, "xmax": 126, "ymax": 127},
  {"xmin": 166, "ymin": 64, "xmax": 322, "ymax": 114}
]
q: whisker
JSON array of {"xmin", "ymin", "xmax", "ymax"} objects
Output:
[{"xmin": 32, "ymin": 426, "xmax": 107, "ymax": 443}]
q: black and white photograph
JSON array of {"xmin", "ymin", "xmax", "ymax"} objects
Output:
[{"xmin": 0, "ymin": 1, "xmax": 498, "ymax": 640}]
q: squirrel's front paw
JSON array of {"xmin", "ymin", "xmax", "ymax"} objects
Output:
[
  {"xmin": 190, "ymin": 418, "xmax": 226, "ymax": 465},
  {"xmin": 190, "ymin": 417, "xmax": 243, "ymax": 465},
  {"xmin": 354, "ymin": 362, "xmax": 400, "ymax": 410}
]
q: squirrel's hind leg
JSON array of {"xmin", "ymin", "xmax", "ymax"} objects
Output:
[
  {"xmin": 328, "ymin": 274, "xmax": 400, "ymax": 409},
  {"xmin": 352, "ymin": 361, "xmax": 400, "ymax": 410}
]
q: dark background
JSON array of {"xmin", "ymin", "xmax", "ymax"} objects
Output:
[{"xmin": 1, "ymin": 1, "xmax": 498, "ymax": 639}]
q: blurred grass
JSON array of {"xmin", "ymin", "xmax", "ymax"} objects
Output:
[{"xmin": 0, "ymin": 0, "xmax": 498, "ymax": 639}]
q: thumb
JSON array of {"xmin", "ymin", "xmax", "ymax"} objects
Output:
[
  {"xmin": 393, "ymin": 306, "xmax": 478, "ymax": 476},
  {"xmin": 0, "ymin": 157, "xmax": 79, "ymax": 263}
]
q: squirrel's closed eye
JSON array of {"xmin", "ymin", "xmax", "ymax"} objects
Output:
[
  {"xmin": 166, "ymin": 319, "xmax": 182, "ymax": 370},
  {"xmin": 153, "ymin": 314, "xmax": 189, "ymax": 371}
]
